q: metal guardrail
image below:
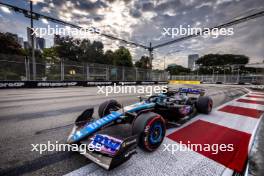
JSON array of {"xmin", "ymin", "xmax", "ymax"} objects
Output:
[
  {"xmin": 170, "ymin": 75, "xmax": 264, "ymax": 84},
  {"xmin": 0, "ymin": 54, "xmax": 168, "ymax": 81}
]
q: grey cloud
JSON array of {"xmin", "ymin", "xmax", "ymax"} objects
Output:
[
  {"xmin": 5, "ymin": 0, "xmax": 263, "ymax": 63},
  {"xmin": 142, "ymin": 2, "xmax": 154, "ymax": 11},
  {"xmin": 130, "ymin": 8, "xmax": 142, "ymax": 18}
]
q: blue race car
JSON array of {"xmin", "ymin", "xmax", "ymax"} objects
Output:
[{"xmin": 67, "ymin": 87, "xmax": 213, "ymax": 170}]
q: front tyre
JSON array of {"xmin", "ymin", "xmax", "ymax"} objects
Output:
[
  {"xmin": 196, "ymin": 96, "xmax": 213, "ymax": 114},
  {"xmin": 98, "ymin": 99, "xmax": 121, "ymax": 118},
  {"xmin": 132, "ymin": 112, "xmax": 166, "ymax": 152}
]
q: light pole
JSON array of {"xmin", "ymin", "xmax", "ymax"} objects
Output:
[
  {"xmin": 212, "ymin": 67, "xmax": 215, "ymax": 82},
  {"xmin": 163, "ymin": 56, "xmax": 166, "ymax": 70},
  {"xmin": 237, "ymin": 68, "xmax": 240, "ymax": 83},
  {"xmin": 223, "ymin": 67, "xmax": 226, "ymax": 83},
  {"xmin": 30, "ymin": 0, "xmax": 36, "ymax": 80},
  {"xmin": 216, "ymin": 70, "xmax": 219, "ymax": 82}
]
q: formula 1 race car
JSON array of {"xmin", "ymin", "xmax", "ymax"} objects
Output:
[{"xmin": 67, "ymin": 87, "xmax": 213, "ymax": 170}]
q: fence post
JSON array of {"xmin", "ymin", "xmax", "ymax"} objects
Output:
[
  {"xmin": 105, "ymin": 66, "xmax": 109, "ymax": 81},
  {"xmin": 26, "ymin": 57, "xmax": 31, "ymax": 80},
  {"xmin": 24, "ymin": 57, "xmax": 28, "ymax": 80},
  {"xmin": 237, "ymin": 69, "xmax": 240, "ymax": 83},
  {"xmin": 61, "ymin": 58, "xmax": 64, "ymax": 81},
  {"xmin": 122, "ymin": 67, "xmax": 125, "ymax": 81},
  {"xmin": 224, "ymin": 69, "xmax": 226, "ymax": 83},
  {"xmin": 135, "ymin": 68, "xmax": 138, "ymax": 81},
  {"xmin": 86, "ymin": 64, "xmax": 90, "ymax": 81}
]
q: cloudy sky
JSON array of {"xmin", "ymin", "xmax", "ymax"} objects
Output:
[{"xmin": 0, "ymin": 0, "xmax": 263, "ymax": 68}]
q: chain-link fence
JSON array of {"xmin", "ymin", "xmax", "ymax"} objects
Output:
[
  {"xmin": 0, "ymin": 54, "xmax": 168, "ymax": 81},
  {"xmin": 171, "ymin": 74, "xmax": 264, "ymax": 84}
]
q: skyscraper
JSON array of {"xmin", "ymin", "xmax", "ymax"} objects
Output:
[
  {"xmin": 24, "ymin": 41, "xmax": 30, "ymax": 49},
  {"xmin": 36, "ymin": 37, "xmax": 45, "ymax": 50},
  {"xmin": 188, "ymin": 54, "xmax": 199, "ymax": 70},
  {"xmin": 54, "ymin": 34, "xmax": 60, "ymax": 46},
  {"xmin": 18, "ymin": 37, "xmax": 24, "ymax": 48}
]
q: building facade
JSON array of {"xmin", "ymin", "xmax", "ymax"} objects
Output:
[{"xmin": 188, "ymin": 54, "xmax": 199, "ymax": 70}]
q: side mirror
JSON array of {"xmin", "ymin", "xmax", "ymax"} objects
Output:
[{"xmin": 75, "ymin": 108, "xmax": 94, "ymax": 126}]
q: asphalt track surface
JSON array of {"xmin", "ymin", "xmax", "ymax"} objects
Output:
[{"xmin": 0, "ymin": 84, "xmax": 262, "ymax": 176}]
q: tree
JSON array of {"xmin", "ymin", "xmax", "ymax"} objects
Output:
[
  {"xmin": 196, "ymin": 54, "xmax": 250, "ymax": 75},
  {"xmin": 90, "ymin": 41, "xmax": 104, "ymax": 64},
  {"xmin": 135, "ymin": 56, "xmax": 151, "ymax": 69},
  {"xmin": 22, "ymin": 48, "xmax": 45, "ymax": 62},
  {"xmin": 78, "ymin": 39, "xmax": 92, "ymax": 62},
  {"xmin": 54, "ymin": 36, "xmax": 106, "ymax": 64},
  {"xmin": 113, "ymin": 46, "xmax": 133, "ymax": 67},
  {"xmin": 166, "ymin": 64, "xmax": 190, "ymax": 75},
  {"xmin": 54, "ymin": 36, "xmax": 80, "ymax": 61},
  {"xmin": 196, "ymin": 54, "xmax": 249, "ymax": 66},
  {"xmin": 0, "ymin": 32, "xmax": 23, "ymax": 55},
  {"xmin": 43, "ymin": 47, "xmax": 59, "ymax": 63},
  {"xmin": 104, "ymin": 50, "xmax": 115, "ymax": 65}
]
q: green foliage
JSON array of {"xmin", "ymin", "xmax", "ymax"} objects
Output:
[
  {"xmin": 0, "ymin": 32, "xmax": 24, "ymax": 55},
  {"xmin": 54, "ymin": 36, "xmax": 106, "ymax": 64},
  {"xmin": 43, "ymin": 47, "xmax": 58, "ymax": 63},
  {"xmin": 104, "ymin": 50, "xmax": 115, "ymax": 65},
  {"xmin": 196, "ymin": 54, "xmax": 249, "ymax": 66},
  {"xmin": 195, "ymin": 54, "xmax": 253, "ymax": 75},
  {"xmin": 23, "ymin": 48, "xmax": 45, "ymax": 63},
  {"xmin": 0, "ymin": 32, "xmax": 135, "ymax": 68},
  {"xmin": 135, "ymin": 56, "xmax": 151, "ymax": 69},
  {"xmin": 113, "ymin": 46, "xmax": 133, "ymax": 67},
  {"xmin": 53, "ymin": 36, "xmax": 133, "ymax": 66},
  {"xmin": 90, "ymin": 41, "xmax": 104, "ymax": 64},
  {"xmin": 54, "ymin": 36, "xmax": 82, "ymax": 61},
  {"xmin": 166, "ymin": 64, "xmax": 190, "ymax": 75}
]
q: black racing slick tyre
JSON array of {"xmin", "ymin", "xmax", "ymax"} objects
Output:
[
  {"xmin": 196, "ymin": 96, "xmax": 213, "ymax": 114},
  {"xmin": 98, "ymin": 99, "xmax": 121, "ymax": 118},
  {"xmin": 132, "ymin": 112, "xmax": 166, "ymax": 152}
]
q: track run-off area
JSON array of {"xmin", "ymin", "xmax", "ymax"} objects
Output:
[{"xmin": 0, "ymin": 84, "xmax": 263, "ymax": 176}]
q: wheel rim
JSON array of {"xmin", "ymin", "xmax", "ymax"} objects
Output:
[{"xmin": 149, "ymin": 121, "xmax": 163, "ymax": 144}]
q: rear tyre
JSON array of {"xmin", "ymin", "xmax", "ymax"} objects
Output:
[
  {"xmin": 98, "ymin": 100, "xmax": 121, "ymax": 118},
  {"xmin": 196, "ymin": 96, "xmax": 213, "ymax": 114},
  {"xmin": 132, "ymin": 112, "xmax": 165, "ymax": 152}
]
